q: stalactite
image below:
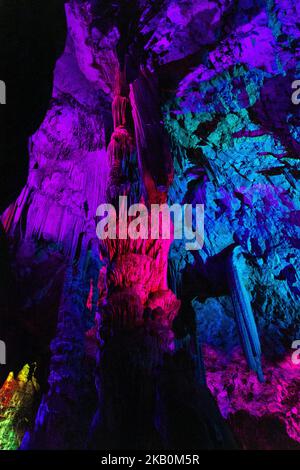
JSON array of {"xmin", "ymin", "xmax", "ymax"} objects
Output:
[
  {"xmin": 130, "ymin": 67, "xmax": 173, "ymax": 203},
  {"xmin": 106, "ymin": 70, "xmax": 136, "ymax": 205},
  {"xmin": 227, "ymin": 246, "xmax": 264, "ymax": 382}
]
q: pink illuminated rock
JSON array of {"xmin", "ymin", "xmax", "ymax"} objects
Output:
[{"xmin": 204, "ymin": 346, "xmax": 300, "ymax": 446}]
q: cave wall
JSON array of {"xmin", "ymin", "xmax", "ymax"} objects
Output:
[{"xmin": 0, "ymin": 0, "xmax": 299, "ymax": 450}]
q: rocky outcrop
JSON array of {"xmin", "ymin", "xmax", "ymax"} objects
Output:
[
  {"xmin": 0, "ymin": 365, "xmax": 39, "ymax": 450},
  {"xmin": 0, "ymin": 0, "xmax": 299, "ymax": 450}
]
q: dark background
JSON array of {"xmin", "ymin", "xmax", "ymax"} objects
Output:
[
  {"xmin": 0, "ymin": 0, "xmax": 67, "ymax": 213},
  {"xmin": 0, "ymin": 0, "xmax": 67, "ymax": 384}
]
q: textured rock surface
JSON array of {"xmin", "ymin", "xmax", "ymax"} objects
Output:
[
  {"xmin": 204, "ymin": 346, "xmax": 300, "ymax": 448},
  {"xmin": 0, "ymin": 0, "xmax": 299, "ymax": 450},
  {"xmin": 0, "ymin": 365, "xmax": 39, "ymax": 450}
]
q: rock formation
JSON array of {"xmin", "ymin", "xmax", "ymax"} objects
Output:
[{"xmin": 0, "ymin": 0, "xmax": 299, "ymax": 450}]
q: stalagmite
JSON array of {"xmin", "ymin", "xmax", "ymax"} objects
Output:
[{"xmin": 23, "ymin": 257, "xmax": 88, "ymax": 449}]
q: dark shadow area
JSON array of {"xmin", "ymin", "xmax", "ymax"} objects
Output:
[
  {"xmin": 0, "ymin": 0, "xmax": 67, "ymax": 212},
  {"xmin": 0, "ymin": 1, "xmax": 67, "ymax": 386}
]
